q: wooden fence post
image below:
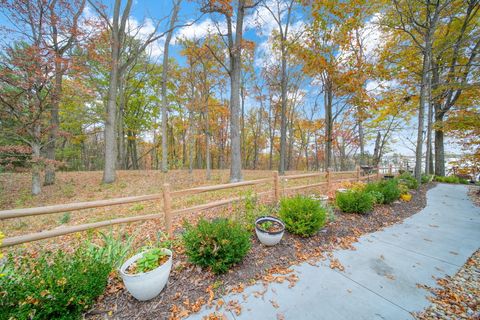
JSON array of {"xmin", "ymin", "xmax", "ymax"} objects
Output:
[
  {"xmin": 376, "ymin": 166, "xmax": 381, "ymax": 180},
  {"xmin": 356, "ymin": 165, "xmax": 360, "ymax": 181},
  {"xmin": 163, "ymin": 183, "xmax": 173, "ymax": 236},
  {"xmin": 326, "ymin": 168, "xmax": 331, "ymax": 192},
  {"xmin": 273, "ymin": 171, "xmax": 280, "ymax": 203},
  {"xmin": 389, "ymin": 164, "xmax": 393, "ymax": 175}
]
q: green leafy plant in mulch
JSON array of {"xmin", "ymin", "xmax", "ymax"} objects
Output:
[
  {"xmin": 182, "ymin": 218, "xmax": 251, "ymax": 274},
  {"xmin": 279, "ymin": 195, "xmax": 326, "ymax": 237},
  {"xmin": 336, "ymin": 190, "xmax": 375, "ymax": 214},
  {"xmin": 0, "ymin": 245, "xmax": 111, "ymax": 320},
  {"xmin": 365, "ymin": 179, "xmax": 401, "ymax": 204},
  {"xmin": 398, "ymin": 172, "xmax": 419, "ymax": 189},
  {"xmin": 367, "ymin": 190, "xmax": 384, "ymax": 205}
]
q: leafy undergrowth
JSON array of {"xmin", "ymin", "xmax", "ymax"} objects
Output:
[
  {"xmin": 414, "ymin": 249, "xmax": 480, "ymax": 320},
  {"xmin": 84, "ymin": 182, "xmax": 436, "ymax": 320}
]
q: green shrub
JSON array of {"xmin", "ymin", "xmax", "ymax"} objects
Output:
[
  {"xmin": 421, "ymin": 174, "xmax": 433, "ymax": 184},
  {"xmin": 365, "ymin": 179, "xmax": 401, "ymax": 204},
  {"xmin": 398, "ymin": 183, "xmax": 409, "ymax": 195},
  {"xmin": 182, "ymin": 218, "xmax": 251, "ymax": 274},
  {"xmin": 367, "ymin": 190, "xmax": 384, "ymax": 205},
  {"xmin": 435, "ymin": 175, "xmax": 460, "ymax": 184},
  {"xmin": 0, "ymin": 246, "xmax": 111, "ymax": 320},
  {"xmin": 279, "ymin": 195, "xmax": 326, "ymax": 237},
  {"xmin": 398, "ymin": 172, "xmax": 419, "ymax": 189},
  {"xmin": 336, "ymin": 190, "xmax": 374, "ymax": 214}
]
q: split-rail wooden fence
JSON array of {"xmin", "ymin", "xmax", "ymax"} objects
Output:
[{"xmin": 0, "ymin": 166, "xmax": 399, "ymax": 248}]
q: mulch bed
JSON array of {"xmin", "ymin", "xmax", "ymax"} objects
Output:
[{"xmin": 87, "ymin": 182, "xmax": 437, "ymax": 320}]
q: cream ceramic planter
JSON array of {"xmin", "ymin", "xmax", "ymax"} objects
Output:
[
  {"xmin": 255, "ymin": 216, "xmax": 285, "ymax": 246},
  {"xmin": 119, "ymin": 248, "xmax": 172, "ymax": 301}
]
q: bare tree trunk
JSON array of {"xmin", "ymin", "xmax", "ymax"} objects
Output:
[
  {"xmin": 358, "ymin": 118, "xmax": 364, "ymax": 165},
  {"xmin": 161, "ymin": 0, "xmax": 181, "ymax": 173},
  {"xmin": 373, "ymin": 131, "xmax": 381, "ymax": 165},
  {"xmin": 324, "ymin": 79, "xmax": 333, "ymax": 169},
  {"xmin": 414, "ymin": 44, "xmax": 430, "ymax": 182},
  {"xmin": 205, "ymin": 102, "xmax": 211, "ymax": 180},
  {"xmin": 434, "ymin": 109, "xmax": 446, "ymax": 176},
  {"xmin": 425, "ymin": 90, "xmax": 433, "ymax": 175},
  {"xmin": 117, "ymin": 74, "xmax": 126, "ymax": 170},
  {"xmin": 44, "ymin": 59, "xmax": 62, "ymax": 186},
  {"xmin": 102, "ymin": 0, "xmax": 133, "ymax": 183},
  {"xmin": 228, "ymin": 2, "xmax": 246, "ymax": 182},
  {"xmin": 104, "ymin": 58, "xmax": 119, "ymax": 183},
  {"xmin": 31, "ymin": 123, "xmax": 42, "ymax": 195}
]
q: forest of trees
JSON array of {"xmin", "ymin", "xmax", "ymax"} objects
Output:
[{"xmin": 0, "ymin": 0, "xmax": 478, "ymax": 195}]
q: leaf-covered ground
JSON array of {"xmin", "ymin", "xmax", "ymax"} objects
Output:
[
  {"xmin": 415, "ymin": 249, "xmax": 480, "ymax": 320},
  {"xmin": 85, "ymin": 182, "xmax": 436, "ymax": 320},
  {"xmin": 0, "ymin": 169, "xmax": 330, "ymax": 239}
]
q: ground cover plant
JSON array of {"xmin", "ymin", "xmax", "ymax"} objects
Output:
[
  {"xmin": 434, "ymin": 175, "xmax": 469, "ymax": 184},
  {"xmin": 182, "ymin": 218, "xmax": 251, "ymax": 274},
  {"xmin": 279, "ymin": 195, "xmax": 327, "ymax": 237},
  {"xmin": 0, "ymin": 246, "xmax": 111, "ymax": 320}
]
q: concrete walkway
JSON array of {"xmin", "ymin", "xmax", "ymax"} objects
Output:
[{"xmin": 189, "ymin": 184, "xmax": 480, "ymax": 320}]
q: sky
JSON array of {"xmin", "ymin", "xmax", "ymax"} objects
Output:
[{"xmin": 0, "ymin": 0, "xmax": 463, "ymax": 159}]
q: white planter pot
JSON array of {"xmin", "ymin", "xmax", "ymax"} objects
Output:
[
  {"xmin": 318, "ymin": 195, "xmax": 329, "ymax": 207},
  {"xmin": 119, "ymin": 248, "xmax": 173, "ymax": 301},
  {"xmin": 255, "ymin": 216, "xmax": 285, "ymax": 246}
]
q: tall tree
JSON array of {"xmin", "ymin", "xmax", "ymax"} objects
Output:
[
  {"xmin": 201, "ymin": 0, "xmax": 260, "ymax": 182},
  {"xmin": 262, "ymin": 0, "xmax": 296, "ymax": 175},
  {"xmin": 160, "ymin": 0, "xmax": 182, "ymax": 173}
]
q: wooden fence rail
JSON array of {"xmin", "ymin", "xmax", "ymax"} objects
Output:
[{"xmin": 0, "ymin": 167, "xmax": 394, "ymax": 248}]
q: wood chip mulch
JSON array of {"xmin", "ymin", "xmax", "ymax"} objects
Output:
[{"xmin": 87, "ymin": 182, "xmax": 437, "ymax": 320}]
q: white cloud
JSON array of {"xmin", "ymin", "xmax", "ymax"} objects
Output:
[
  {"xmin": 126, "ymin": 17, "xmax": 164, "ymax": 59},
  {"xmin": 173, "ymin": 18, "xmax": 227, "ymax": 43}
]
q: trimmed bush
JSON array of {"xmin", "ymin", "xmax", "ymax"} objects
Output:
[
  {"xmin": 398, "ymin": 172, "xmax": 419, "ymax": 189},
  {"xmin": 364, "ymin": 179, "xmax": 401, "ymax": 204},
  {"xmin": 279, "ymin": 195, "xmax": 327, "ymax": 237},
  {"xmin": 336, "ymin": 190, "xmax": 375, "ymax": 214},
  {"xmin": 182, "ymin": 218, "xmax": 251, "ymax": 274},
  {"xmin": 0, "ymin": 246, "xmax": 111, "ymax": 320}
]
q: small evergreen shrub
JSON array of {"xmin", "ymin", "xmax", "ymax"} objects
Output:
[
  {"xmin": 380, "ymin": 179, "xmax": 402, "ymax": 204},
  {"xmin": 367, "ymin": 190, "xmax": 384, "ymax": 205},
  {"xmin": 0, "ymin": 246, "xmax": 111, "ymax": 320},
  {"xmin": 182, "ymin": 218, "xmax": 251, "ymax": 274},
  {"xmin": 398, "ymin": 172, "xmax": 419, "ymax": 189},
  {"xmin": 279, "ymin": 195, "xmax": 326, "ymax": 237},
  {"xmin": 336, "ymin": 190, "xmax": 374, "ymax": 214}
]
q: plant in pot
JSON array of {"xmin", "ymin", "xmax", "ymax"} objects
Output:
[
  {"xmin": 119, "ymin": 247, "xmax": 173, "ymax": 301},
  {"xmin": 255, "ymin": 216, "xmax": 285, "ymax": 246}
]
